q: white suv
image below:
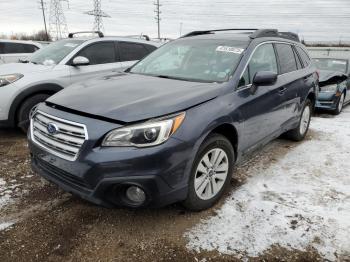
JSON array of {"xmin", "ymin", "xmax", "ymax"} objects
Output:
[
  {"xmin": 0, "ymin": 40, "xmax": 42, "ymax": 64},
  {"xmin": 0, "ymin": 32, "xmax": 160, "ymax": 131}
]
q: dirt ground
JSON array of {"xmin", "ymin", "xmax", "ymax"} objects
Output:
[{"xmin": 0, "ymin": 113, "xmax": 341, "ymax": 261}]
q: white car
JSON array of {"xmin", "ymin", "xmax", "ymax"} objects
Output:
[
  {"xmin": 0, "ymin": 39, "xmax": 42, "ymax": 64},
  {"xmin": 0, "ymin": 32, "xmax": 160, "ymax": 131}
]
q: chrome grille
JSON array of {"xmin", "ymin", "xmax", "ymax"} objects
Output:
[{"xmin": 31, "ymin": 111, "xmax": 88, "ymax": 161}]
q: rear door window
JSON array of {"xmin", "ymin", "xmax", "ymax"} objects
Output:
[
  {"xmin": 77, "ymin": 42, "xmax": 116, "ymax": 65},
  {"xmin": 118, "ymin": 42, "xmax": 150, "ymax": 61},
  {"xmin": 275, "ymin": 44, "xmax": 297, "ymax": 74},
  {"xmin": 238, "ymin": 43, "xmax": 278, "ymax": 87},
  {"xmin": 295, "ymin": 46, "xmax": 311, "ymax": 68},
  {"xmin": 1, "ymin": 42, "xmax": 28, "ymax": 54}
]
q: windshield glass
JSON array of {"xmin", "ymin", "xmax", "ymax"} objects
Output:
[
  {"xmin": 130, "ymin": 39, "xmax": 246, "ymax": 82},
  {"xmin": 314, "ymin": 58, "xmax": 348, "ymax": 73},
  {"xmin": 30, "ymin": 39, "xmax": 84, "ymax": 65}
]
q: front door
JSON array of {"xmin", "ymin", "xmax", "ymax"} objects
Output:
[{"xmin": 237, "ymin": 43, "xmax": 286, "ymax": 152}]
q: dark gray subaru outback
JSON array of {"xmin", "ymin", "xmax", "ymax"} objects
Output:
[{"xmin": 28, "ymin": 29, "xmax": 318, "ymax": 210}]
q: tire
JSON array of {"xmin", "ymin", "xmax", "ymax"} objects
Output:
[
  {"xmin": 284, "ymin": 99, "xmax": 312, "ymax": 142},
  {"xmin": 183, "ymin": 134, "xmax": 234, "ymax": 211},
  {"xmin": 333, "ymin": 92, "xmax": 345, "ymax": 115},
  {"xmin": 17, "ymin": 94, "xmax": 50, "ymax": 133}
]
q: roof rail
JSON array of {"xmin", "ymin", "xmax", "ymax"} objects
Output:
[
  {"xmin": 124, "ymin": 34, "xmax": 150, "ymax": 41},
  {"xmin": 68, "ymin": 31, "xmax": 104, "ymax": 38},
  {"xmin": 249, "ymin": 29, "xmax": 300, "ymax": 42},
  {"xmin": 181, "ymin": 28, "xmax": 258, "ymax": 38},
  {"xmin": 182, "ymin": 28, "xmax": 300, "ymax": 42}
]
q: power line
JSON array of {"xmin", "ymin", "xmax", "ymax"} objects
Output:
[
  {"xmin": 154, "ymin": 0, "xmax": 161, "ymax": 39},
  {"xmin": 38, "ymin": 0, "xmax": 49, "ymax": 40},
  {"xmin": 49, "ymin": 0, "xmax": 69, "ymax": 40},
  {"xmin": 84, "ymin": 0, "xmax": 110, "ymax": 32}
]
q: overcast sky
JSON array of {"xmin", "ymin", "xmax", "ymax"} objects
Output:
[{"xmin": 1, "ymin": 0, "xmax": 350, "ymax": 42}]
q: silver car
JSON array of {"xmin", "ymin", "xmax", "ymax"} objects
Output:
[{"xmin": 0, "ymin": 32, "xmax": 160, "ymax": 131}]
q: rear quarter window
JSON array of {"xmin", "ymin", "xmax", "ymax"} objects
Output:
[
  {"xmin": 118, "ymin": 42, "xmax": 150, "ymax": 61},
  {"xmin": 296, "ymin": 46, "xmax": 311, "ymax": 68},
  {"xmin": 275, "ymin": 44, "xmax": 297, "ymax": 74}
]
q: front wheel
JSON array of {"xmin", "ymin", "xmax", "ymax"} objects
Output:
[
  {"xmin": 333, "ymin": 93, "xmax": 345, "ymax": 115},
  {"xmin": 284, "ymin": 99, "xmax": 312, "ymax": 142},
  {"xmin": 17, "ymin": 94, "xmax": 50, "ymax": 133},
  {"xmin": 183, "ymin": 134, "xmax": 234, "ymax": 211}
]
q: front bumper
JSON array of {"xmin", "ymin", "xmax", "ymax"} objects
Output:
[
  {"xmin": 28, "ymin": 105, "xmax": 194, "ymax": 208},
  {"xmin": 315, "ymin": 91, "xmax": 338, "ymax": 110}
]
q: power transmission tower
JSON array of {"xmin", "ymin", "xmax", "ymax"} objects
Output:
[
  {"xmin": 38, "ymin": 0, "xmax": 49, "ymax": 41},
  {"xmin": 154, "ymin": 0, "xmax": 161, "ymax": 39},
  {"xmin": 84, "ymin": 0, "xmax": 110, "ymax": 32},
  {"xmin": 49, "ymin": 0, "xmax": 69, "ymax": 40}
]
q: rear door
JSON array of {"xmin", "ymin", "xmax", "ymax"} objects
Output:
[
  {"xmin": 274, "ymin": 43, "xmax": 304, "ymax": 128},
  {"xmin": 117, "ymin": 41, "xmax": 155, "ymax": 69},
  {"xmin": 237, "ymin": 43, "xmax": 285, "ymax": 151},
  {"xmin": 69, "ymin": 41, "xmax": 123, "ymax": 83}
]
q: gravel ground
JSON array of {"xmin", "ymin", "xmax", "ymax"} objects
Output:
[{"xmin": 0, "ymin": 108, "xmax": 349, "ymax": 262}]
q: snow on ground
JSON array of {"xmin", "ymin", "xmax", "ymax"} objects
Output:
[
  {"xmin": 0, "ymin": 178, "xmax": 16, "ymax": 231},
  {"xmin": 186, "ymin": 107, "xmax": 350, "ymax": 261},
  {"xmin": 0, "ymin": 178, "xmax": 12, "ymax": 209}
]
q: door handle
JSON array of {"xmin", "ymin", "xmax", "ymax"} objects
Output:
[{"xmin": 278, "ymin": 87, "xmax": 287, "ymax": 94}]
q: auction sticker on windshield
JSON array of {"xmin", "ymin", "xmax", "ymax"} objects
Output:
[{"xmin": 216, "ymin": 46, "xmax": 244, "ymax": 54}]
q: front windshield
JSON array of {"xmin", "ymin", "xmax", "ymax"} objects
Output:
[
  {"xmin": 314, "ymin": 58, "xmax": 348, "ymax": 73},
  {"xmin": 130, "ymin": 39, "xmax": 246, "ymax": 82},
  {"xmin": 30, "ymin": 39, "xmax": 84, "ymax": 65}
]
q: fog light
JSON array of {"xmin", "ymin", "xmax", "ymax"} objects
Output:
[{"xmin": 126, "ymin": 186, "xmax": 146, "ymax": 204}]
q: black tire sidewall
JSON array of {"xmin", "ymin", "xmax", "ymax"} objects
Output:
[
  {"xmin": 18, "ymin": 94, "xmax": 50, "ymax": 132},
  {"xmin": 183, "ymin": 134, "xmax": 234, "ymax": 211}
]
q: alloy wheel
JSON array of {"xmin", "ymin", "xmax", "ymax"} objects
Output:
[
  {"xmin": 299, "ymin": 104, "xmax": 311, "ymax": 135},
  {"xmin": 194, "ymin": 148, "xmax": 229, "ymax": 200}
]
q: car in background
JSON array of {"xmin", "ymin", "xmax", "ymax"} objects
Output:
[
  {"xmin": 28, "ymin": 29, "xmax": 318, "ymax": 210},
  {"xmin": 0, "ymin": 39, "xmax": 42, "ymax": 64},
  {"xmin": 0, "ymin": 31, "xmax": 161, "ymax": 132},
  {"xmin": 314, "ymin": 57, "xmax": 350, "ymax": 114}
]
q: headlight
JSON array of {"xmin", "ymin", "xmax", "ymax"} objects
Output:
[
  {"xmin": 102, "ymin": 112, "xmax": 186, "ymax": 147},
  {"xmin": 320, "ymin": 84, "xmax": 337, "ymax": 92},
  {"xmin": 0, "ymin": 74, "xmax": 23, "ymax": 87}
]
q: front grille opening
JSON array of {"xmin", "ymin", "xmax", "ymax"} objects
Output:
[{"xmin": 31, "ymin": 111, "xmax": 88, "ymax": 161}]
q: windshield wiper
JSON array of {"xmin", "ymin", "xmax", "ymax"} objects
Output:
[{"xmin": 155, "ymin": 74, "xmax": 214, "ymax": 83}]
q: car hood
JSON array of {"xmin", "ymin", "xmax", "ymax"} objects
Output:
[
  {"xmin": 319, "ymin": 70, "xmax": 348, "ymax": 86},
  {"xmin": 0, "ymin": 62, "xmax": 53, "ymax": 75},
  {"xmin": 47, "ymin": 73, "xmax": 224, "ymax": 122}
]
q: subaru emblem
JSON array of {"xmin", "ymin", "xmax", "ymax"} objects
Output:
[{"xmin": 47, "ymin": 123, "xmax": 59, "ymax": 135}]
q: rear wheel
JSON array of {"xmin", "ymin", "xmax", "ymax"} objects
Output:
[
  {"xmin": 17, "ymin": 94, "xmax": 50, "ymax": 133},
  {"xmin": 333, "ymin": 93, "xmax": 345, "ymax": 115},
  {"xmin": 284, "ymin": 99, "xmax": 312, "ymax": 141},
  {"xmin": 183, "ymin": 134, "xmax": 234, "ymax": 211}
]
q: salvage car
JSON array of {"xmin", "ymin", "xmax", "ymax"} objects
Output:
[
  {"xmin": 0, "ymin": 31, "xmax": 160, "ymax": 132},
  {"xmin": 28, "ymin": 29, "xmax": 318, "ymax": 210},
  {"xmin": 314, "ymin": 58, "xmax": 350, "ymax": 114}
]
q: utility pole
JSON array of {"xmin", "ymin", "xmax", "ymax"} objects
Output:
[
  {"xmin": 154, "ymin": 0, "xmax": 161, "ymax": 39},
  {"xmin": 38, "ymin": 0, "xmax": 49, "ymax": 40},
  {"xmin": 84, "ymin": 0, "xmax": 110, "ymax": 32},
  {"xmin": 49, "ymin": 0, "xmax": 69, "ymax": 40}
]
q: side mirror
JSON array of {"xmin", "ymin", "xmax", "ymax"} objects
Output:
[
  {"xmin": 72, "ymin": 56, "xmax": 90, "ymax": 66},
  {"xmin": 253, "ymin": 71, "xmax": 278, "ymax": 86}
]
